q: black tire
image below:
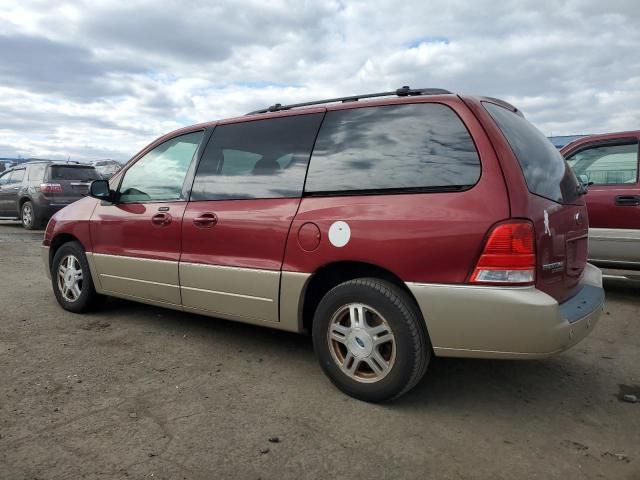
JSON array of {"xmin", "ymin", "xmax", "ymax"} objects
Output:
[
  {"xmin": 312, "ymin": 278, "xmax": 431, "ymax": 402},
  {"xmin": 51, "ymin": 241, "xmax": 105, "ymax": 313},
  {"xmin": 21, "ymin": 201, "xmax": 41, "ymax": 230}
]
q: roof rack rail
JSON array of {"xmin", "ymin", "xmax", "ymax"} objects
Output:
[{"xmin": 246, "ymin": 86, "xmax": 452, "ymax": 115}]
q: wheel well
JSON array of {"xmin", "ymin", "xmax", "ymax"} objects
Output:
[
  {"xmin": 301, "ymin": 261, "xmax": 419, "ymax": 333},
  {"xmin": 49, "ymin": 234, "xmax": 80, "ymax": 269},
  {"xmin": 18, "ymin": 197, "xmax": 31, "ymax": 210}
]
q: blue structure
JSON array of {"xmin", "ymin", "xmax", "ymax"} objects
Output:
[{"xmin": 548, "ymin": 135, "xmax": 587, "ymax": 149}]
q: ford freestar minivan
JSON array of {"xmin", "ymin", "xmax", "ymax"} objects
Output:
[{"xmin": 42, "ymin": 87, "xmax": 605, "ymax": 402}]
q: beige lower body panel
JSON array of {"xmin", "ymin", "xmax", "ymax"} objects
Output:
[
  {"xmin": 179, "ymin": 262, "xmax": 279, "ymax": 324},
  {"xmin": 279, "ymin": 271, "xmax": 311, "ymax": 332},
  {"xmin": 589, "ymin": 228, "xmax": 640, "ymax": 267},
  {"xmin": 90, "ymin": 253, "xmax": 181, "ymax": 305},
  {"xmin": 407, "ymin": 263, "xmax": 604, "ymax": 359},
  {"xmin": 83, "ymin": 253, "xmax": 309, "ymax": 332}
]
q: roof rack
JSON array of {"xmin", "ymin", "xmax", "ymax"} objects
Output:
[{"xmin": 246, "ymin": 86, "xmax": 452, "ymax": 115}]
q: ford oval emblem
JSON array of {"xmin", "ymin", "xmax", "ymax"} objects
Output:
[{"xmin": 575, "ymin": 212, "xmax": 583, "ymax": 225}]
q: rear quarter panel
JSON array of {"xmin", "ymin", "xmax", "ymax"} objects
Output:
[{"xmin": 283, "ymin": 97, "xmax": 510, "ymax": 283}]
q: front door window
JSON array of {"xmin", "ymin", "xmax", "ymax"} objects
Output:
[{"xmin": 119, "ymin": 131, "xmax": 204, "ymax": 203}]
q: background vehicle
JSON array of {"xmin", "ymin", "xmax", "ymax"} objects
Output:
[
  {"xmin": 562, "ymin": 131, "xmax": 640, "ymax": 270},
  {"xmin": 92, "ymin": 160, "xmax": 122, "ymax": 179},
  {"xmin": 42, "ymin": 87, "xmax": 604, "ymax": 402},
  {"xmin": 0, "ymin": 161, "xmax": 100, "ymax": 229}
]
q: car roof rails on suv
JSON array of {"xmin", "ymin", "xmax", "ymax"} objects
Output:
[{"xmin": 246, "ymin": 86, "xmax": 453, "ymax": 115}]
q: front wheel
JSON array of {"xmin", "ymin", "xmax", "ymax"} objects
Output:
[
  {"xmin": 312, "ymin": 278, "xmax": 431, "ymax": 402},
  {"xmin": 51, "ymin": 241, "xmax": 105, "ymax": 313}
]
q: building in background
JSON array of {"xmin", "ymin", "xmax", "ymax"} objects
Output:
[{"xmin": 548, "ymin": 135, "xmax": 587, "ymax": 149}]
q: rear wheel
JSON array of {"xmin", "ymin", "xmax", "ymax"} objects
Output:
[
  {"xmin": 21, "ymin": 201, "xmax": 40, "ymax": 230},
  {"xmin": 51, "ymin": 241, "xmax": 104, "ymax": 313},
  {"xmin": 312, "ymin": 278, "xmax": 431, "ymax": 402}
]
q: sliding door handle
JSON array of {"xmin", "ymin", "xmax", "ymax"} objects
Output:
[{"xmin": 193, "ymin": 212, "xmax": 218, "ymax": 228}]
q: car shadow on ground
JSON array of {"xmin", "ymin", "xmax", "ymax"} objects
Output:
[{"xmin": 93, "ymin": 288, "xmax": 631, "ymax": 412}]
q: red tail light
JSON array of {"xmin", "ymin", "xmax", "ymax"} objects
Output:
[
  {"xmin": 39, "ymin": 183, "xmax": 63, "ymax": 193},
  {"xmin": 471, "ymin": 221, "xmax": 536, "ymax": 285}
]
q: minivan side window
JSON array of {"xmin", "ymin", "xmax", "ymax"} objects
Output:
[
  {"xmin": 119, "ymin": 131, "xmax": 204, "ymax": 203},
  {"xmin": 566, "ymin": 143, "xmax": 639, "ymax": 185},
  {"xmin": 190, "ymin": 113, "xmax": 323, "ymax": 201},
  {"xmin": 0, "ymin": 171, "xmax": 9, "ymax": 186},
  {"xmin": 304, "ymin": 103, "xmax": 481, "ymax": 194}
]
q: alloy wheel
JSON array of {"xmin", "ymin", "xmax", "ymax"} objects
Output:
[
  {"xmin": 327, "ymin": 303, "xmax": 396, "ymax": 383},
  {"xmin": 22, "ymin": 203, "xmax": 33, "ymax": 227},
  {"xmin": 56, "ymin": 254, "xmax": 83, "ymax": 302}
]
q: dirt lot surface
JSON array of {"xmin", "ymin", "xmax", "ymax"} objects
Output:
[{"xmin": 0, "ymin": 222, "xmax": 638, "ymax": 479}]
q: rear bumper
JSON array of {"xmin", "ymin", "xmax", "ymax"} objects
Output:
[
  {"xmin": 406, "ymin": 263, "xmax": 604, "ymax": 359},
  {"xmin": 37, "ymin": 203, "xmax": 68, "ymax": 219}
]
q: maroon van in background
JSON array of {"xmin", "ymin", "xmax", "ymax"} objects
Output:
[{"xmin": 562, "ymin": 131, "xmax": 640, "ymax": 271}]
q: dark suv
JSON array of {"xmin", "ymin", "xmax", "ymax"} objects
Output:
[
  {"xmin": 0, "ymin": 161, "xmax": 100, "ymax": 229},
  {"xmin": 42, "ymin": 87, "xmax": 605, "ymax": 402}
]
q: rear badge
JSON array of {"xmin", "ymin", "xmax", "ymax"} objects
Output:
[
  {"xmin": 575, "ymin": 212, "xmax": 583, "ymax": 225},
  {"xmin": 328, "ymin": 221, "xmax": 351, "ymax": 248},
  {"xmin": 542, "ymin": 261, "xmax": 565, "ymax": 273}
]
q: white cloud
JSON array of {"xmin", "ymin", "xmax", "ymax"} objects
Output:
[{"xmin": 0, "ymin": 0, "xmax": 638, "ymax": 161}]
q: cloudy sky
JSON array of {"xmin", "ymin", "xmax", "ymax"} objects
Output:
[{"xmin": 0, "ymin": 0, "xmax": 638, "ymax": 162}]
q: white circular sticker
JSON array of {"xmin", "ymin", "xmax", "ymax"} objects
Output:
[{"xmin": 328, "ymin": 221, "xmax": 351, "ymax": 248}]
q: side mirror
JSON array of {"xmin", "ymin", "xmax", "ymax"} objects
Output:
[{"xmin": 89, "ymin": 179, "xmax": 113, "ymax": 202}]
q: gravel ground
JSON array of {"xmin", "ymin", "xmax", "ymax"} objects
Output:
[{"xmin": 0, "ymin": 221, "xmax": 638, "ymax": 480}]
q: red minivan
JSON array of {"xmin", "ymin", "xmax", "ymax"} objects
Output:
[{"xmin": 42, "ymin": 87, "xmax": 604, "ymax": 402}]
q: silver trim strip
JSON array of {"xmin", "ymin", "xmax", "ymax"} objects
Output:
[
  {"xmin": 180, "ymin": 285, "xmax": 273, "ymax": 302},
  {"xmin": 179, "ymin": 260, "xmax": 279, "ymax": 273},
  {"xmin": 99, "ymin": 273, "xmax": 176, "ymax": 289},
  {"xmin": 93, "ymin": 252, "xmax": 178, "ymax": 265}
]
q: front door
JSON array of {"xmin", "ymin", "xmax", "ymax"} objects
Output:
[
  {"xmin": 565, "ymin": 139, "xmax": 640, "ymax": 264},
  {"xmin": 180, "ymin": 112, "xmax": 324, "ymax": 324},
  {"xmin": 90, "ymin": 130, "xmax": 205, "ymax": 306}
]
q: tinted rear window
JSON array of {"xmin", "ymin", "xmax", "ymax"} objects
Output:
[
  {"xmin": 49, "ymin": 166, "xmax": 100, "ymax": 181},
  {"xmin": 304, "ymin": 103, "xmax": 480, "ymax": 194},
  {"xmin": 484, "ymin": 102, "xmax": 580, "ymax": 204}
]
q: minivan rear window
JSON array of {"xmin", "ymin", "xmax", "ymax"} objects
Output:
[
  {"xmin": 49, "ymin": 166, "xmax": 100, "ymax": 181},
  {"xmin": 304, "ymin": 103, "xmax": 480, "ymax": 194},
  {"xmin": 483, "ymin": 102, "xmax": 580, "ymax": 204}
]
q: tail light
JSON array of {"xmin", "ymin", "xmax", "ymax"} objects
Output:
[
  {"xmin": 471, "ymin": 221, "xmax": 535, "ymax": 285},
  {"xmin": 39, "ymin": 183, "xmax": 63, "ymax": 193}
]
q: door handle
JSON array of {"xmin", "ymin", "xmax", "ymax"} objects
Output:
[
  {"xmin": 151, "ymin": 212, "xmax": 172, "ymax": 226},
  {"xmin": 615, "ymin": 195, "xmax": 640, "ymax": 206},
  {"xmin": 193, "ymin": 212, "xmax": 218, "ymax": 228}
]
